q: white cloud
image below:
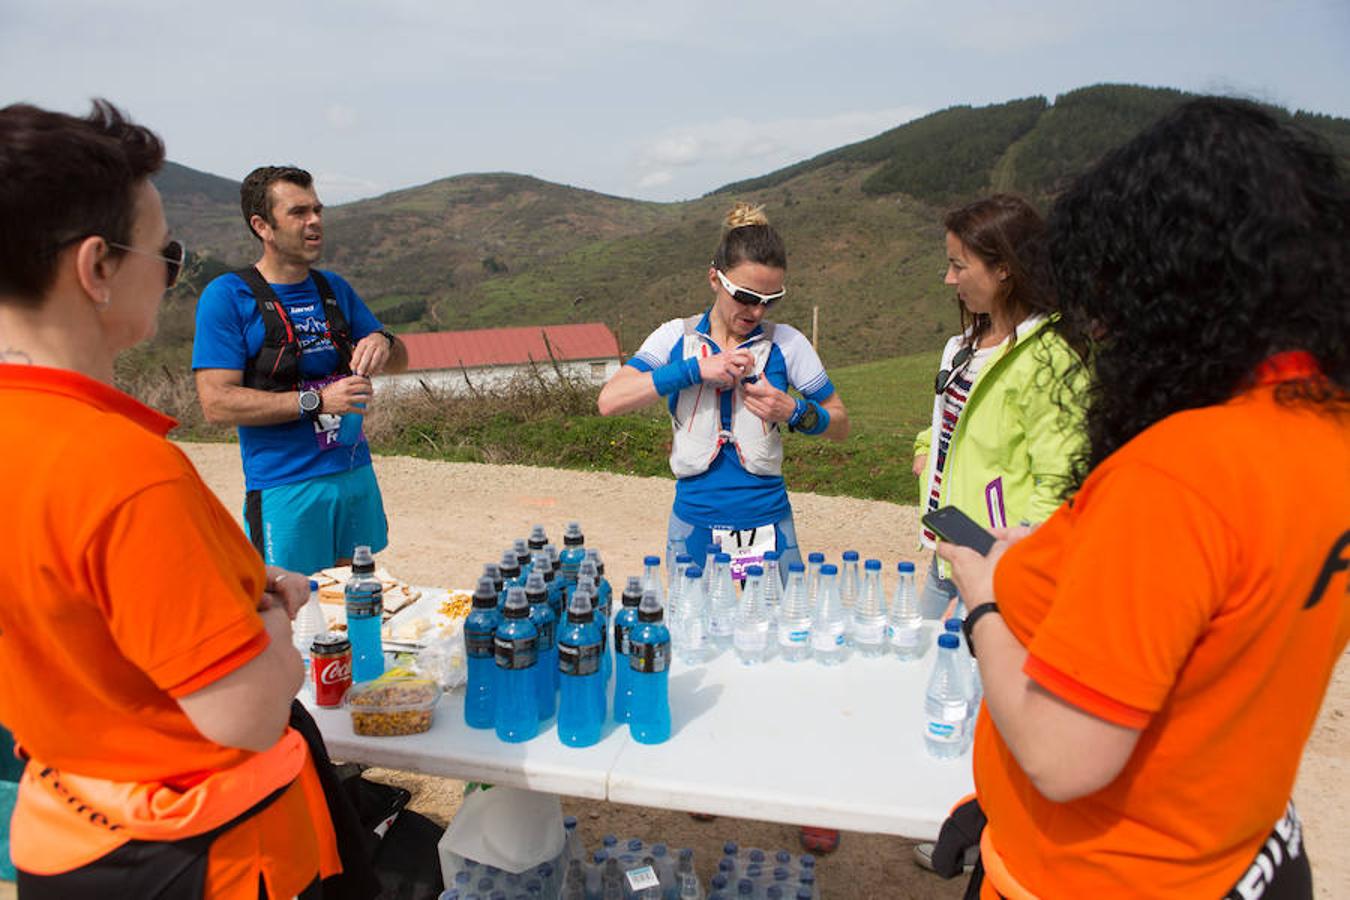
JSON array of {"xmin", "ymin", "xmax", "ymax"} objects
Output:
[{"xmin": 637, "ymin": 170, "xmax": 674, "ymax": 189}]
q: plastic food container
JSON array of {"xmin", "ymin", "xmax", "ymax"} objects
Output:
[{"xmin": 345, "ymin": 675, "xmax": 441, "ymax": 736}]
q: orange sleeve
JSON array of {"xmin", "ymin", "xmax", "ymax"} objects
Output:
[
  {"xmin": 86, "ymin": 476, "xmax": 269, "ymax": 694},
  {"xmin": 1023, "ymin": 654, "xmax": 1151, "ymax": 728},
  {"xmin": 1025, "ymin": 461, "xmax": 1236, "ymax": 715}
]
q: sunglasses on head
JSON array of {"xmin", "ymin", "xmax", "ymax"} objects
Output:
[
  {"xmin": 715, "ymin": 268, "xmax": 786, "ymax": 308},
  {"xmin": 107, "ymin": 239, "xmax": 186, "ymax": 288},
  {"xmin": 935, "ymin": 345, "xmax": 975, "ymax": 395}
]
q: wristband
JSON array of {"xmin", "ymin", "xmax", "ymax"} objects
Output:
[
  {"xmin": 651, "ymin": 357, "xmax": 703, "ymax": 397},
  {"xmin": 786, "ymin": 397, "xmax": 808, "ymax": 427},
  {"xmin": 962, "ymin": 602, "xmax": 1000, "ymax": 658},
  {"xmin": 788, "ymin": 398, "xmax": 830, "ymax": 435}
]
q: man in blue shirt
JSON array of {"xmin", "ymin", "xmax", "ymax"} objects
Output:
[{"xmin": 193, "ymin": 165, "xmax": 408, "ymax": 575}]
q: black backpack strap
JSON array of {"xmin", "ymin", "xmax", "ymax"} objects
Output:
[
  {"xmin": 237, "ymin": 266, "xmax": 301, "ymax": 391},
  {"xmin": 308, "ymin": 270, "xmax": 354, "ymax": 376}
]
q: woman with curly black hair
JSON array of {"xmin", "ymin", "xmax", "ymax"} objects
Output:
[{"xmin": 940, "ymin": 98, "xmax": 1349, "ymax": 898}]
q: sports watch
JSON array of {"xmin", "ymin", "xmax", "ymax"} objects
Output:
[
  {"xmin": 298, "ymin": 388, "xmax": 322, "ymax": 419},
  {"xmin": 788, "ymin": 400, "xmax": 820, "ymax": 434}
]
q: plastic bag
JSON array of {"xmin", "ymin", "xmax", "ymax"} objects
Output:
[{"xmin": 438, "ymin": 784, "xmax": 564, "ymax": 874}]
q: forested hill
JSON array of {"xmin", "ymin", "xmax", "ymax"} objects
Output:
[{"xmin": 147, "ymin": 84, "xmax": 1349, "ymax": 371}]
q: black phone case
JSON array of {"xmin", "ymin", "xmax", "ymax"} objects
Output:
[{"xmin": 921, "ymin": 506, "xmax": 997, "ymax": 556}]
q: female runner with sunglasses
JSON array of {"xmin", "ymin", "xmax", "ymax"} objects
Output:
[
  {"xmin": 600, "ymin": 203, "xmax": 849, "ymax": 586},
  {"xmin": 911, "ymin": 194, "xmax": 1086, "ymax": 622}
]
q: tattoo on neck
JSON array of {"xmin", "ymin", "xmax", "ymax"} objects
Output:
[{"xmin": 0, "ymin": 347, "xmax": 34, "ymax": 365}]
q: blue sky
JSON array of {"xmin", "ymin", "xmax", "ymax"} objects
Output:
[{"xmin": 3, "ymin": 1, "xmax": 1346, "ymax": 204}]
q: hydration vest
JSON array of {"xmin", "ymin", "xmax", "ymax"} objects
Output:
[
  {"xmin": 236, "ymin": 267, "xmax": 354, "ymax": 391},
  {"xmin": 668, "ymin": 316, "xmax": 783, "ymax": 479}
]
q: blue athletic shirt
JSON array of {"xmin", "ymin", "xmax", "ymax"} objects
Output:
[
  {"xmin": 191, "ymin": 269, "xmax": 383, "ymax": 492},
  {"xmin": 628, "ymin": 311, "xmax": 835, "ymax": 530}
]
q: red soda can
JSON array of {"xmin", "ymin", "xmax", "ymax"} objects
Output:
[{"xmin": 311, "ymin": 631, "xmax": 352, "ymax": 707}]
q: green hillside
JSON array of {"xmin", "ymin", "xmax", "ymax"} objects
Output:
[{"xmin": 149, "ymin": 84, "xmax": 1350, "ymax": 377}]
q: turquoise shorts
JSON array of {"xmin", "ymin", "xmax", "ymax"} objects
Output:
[{"xmin": 243, "ymin": 464, "xmax": 389, "ymax": 575}]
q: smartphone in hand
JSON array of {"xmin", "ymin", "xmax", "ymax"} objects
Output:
[{"xmin": 921, "ymin": 506, "xmax": 997, "ymax": 556}]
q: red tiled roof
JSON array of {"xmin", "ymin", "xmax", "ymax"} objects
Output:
[{"xmin": 398, "ymin": 323, "xmax": 620, "ymax": 372}]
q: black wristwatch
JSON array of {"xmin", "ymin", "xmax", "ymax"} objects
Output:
[
  {"xmin": 298, "ymin": 388, "xmax": 322, "ymax": 419},
  {"xmin": 378, "ymin": 329, "xmax": 397, "ymax": 349},
  {"xmin": 963, "ymin": 602, "xmax": 1000, "ymax": 658},
  {"xmin": 788, "ymin": 401, "xmax": 820, "ymax": 434}
]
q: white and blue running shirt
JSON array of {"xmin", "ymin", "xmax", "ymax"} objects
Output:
[{"xmin": 627, "ymin": 311, "xmax": 835, "ymax": 530}]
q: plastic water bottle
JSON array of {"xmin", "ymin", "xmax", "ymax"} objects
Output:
[
  {"xmin": 761, "ymin": 550, "xmax": 782, "ymax": 624},
  {"xmin": 587, "ymin": 582, "xmax": 612, "ymax": 685},
  {"xmin": 560, "ymin": 522, "xmax": 586, "ymax": 587},
  {"xmin": 513, "ymin": 538, "xmax": 533, "ymax": 576},
  {"xmin": 586, "ymin": 549, "xmax": 613, "ymax": 612},
  {"xmin": 557, "ymin": 592, "xmax": 605, "ymax": 747},
  {"xmin": 627, "ymin": 593, "xmax": 671, "ymax": 744},
  {"xmin": 528, "ymin": 524, "xmax": 549, "ymax": 551},
  {"xmin": 849, "ymin": 559, "xmax": 887, "ymax": 656},
  {"xmin": 541, "ymin": 547, "xmax": 565, "ymax": 616},
  {"xmin": 483, "ymin": 560, "xmax": 503, "ymax": 595},
  {"xmin": 525, "ymin": 573, "xmax": 557, "ymax": 719},
  {"xmin": 464, "ymin": 576, "xmax": 501, "ymax": 728},
  {"xmin": 810, "ymin": 564, "xmax": 846, "ymax": 666},
  {"xmin": 839, "ymin": 550, "xmax": 861, "ymax": 610},
  {"xmin": 641, "ymin": 554, "xmax": 665, "ymax": 614},
  {"xmin": 733, "ymin": 565, "xmax": 770, "ymax": 665},
  {"xmin": 676, "ymin": 566, "xmax": 712, "ymax": 664},
  {"xmin": 292, "ymin": 577, "xmax": 327, "ymax": 689},
  {"xmin": 708, "ymin": 553, "xmax": 737, "ymax": 648},
  {"xmin": 336, "ymin": 400, "xmax": 365, "ymax": 445},
  {"xmin": 675, "ymin": 850, "xmax": 703, "ymax": 899},
  {"xmin": 777, "ymin": 562, "xmax": 812, "ymax": 662},
  {"xmin": 613, "ymin": 579, "xmax": 643, "ymax": 722},
  {"xmin": 946, "ymin": 617, "xmax": 982, "ymax": 736},
  {"xmin": 805, "ymin": 552, "xmax": 825, "ymax": 603},
  {"xmin": 345, "ymin": 545, "xmax": 384, "ymax": 683},
  {"xmin": 703, "ymin": 542, "xmax": 721, "ymax": 595},
  {"xmin": 925, "ymin": 632, "xmax": 971, "ymax": 757},
  {"xmin": 887, "ymin": 561, "xmax": 924, "ymax": 660},
  {"xmin": 667, "ymin": 553, "xmax": 692, "ymax": 639},
  {"xmin": 494, "ymin": 587, "xmax": 540, "ymax": 743}
]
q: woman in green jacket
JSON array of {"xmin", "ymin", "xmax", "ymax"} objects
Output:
[{"xmin": 912, "ymin": 194, "xmax": 1085, "ymax": 618}]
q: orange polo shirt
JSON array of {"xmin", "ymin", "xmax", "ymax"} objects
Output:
[
  {"xmin": 0, "ymin": 364, "xmax": 329, "ymax": 897},
  {"xmin": 976, "ymin": 367, "xmax": 1350, "ymax": 897}
]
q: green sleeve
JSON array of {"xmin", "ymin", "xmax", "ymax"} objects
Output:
[{"xmin": 1019, "ymin": 340, "xmax": 1089, "ymax": 523}]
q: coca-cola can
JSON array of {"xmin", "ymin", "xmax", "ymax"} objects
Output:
[{"xmin": 311, "ymin": 631, "xmax": 352, "ymax": 708}]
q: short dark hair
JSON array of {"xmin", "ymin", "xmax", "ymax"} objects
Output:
[
  {"xmin": 943, "ymin": 194, "xmax": 1055, "ymax": 348},
  {"xmin": 0, "ymin": 99, "xmax": 164, "ymax": 305},
  {"xmin": 240, "ymin": 165, "xmax": 313, "ymax": 241},
  {"xmin": 1050, "ymin": 97, "xmax": 1350, "ymax": 485}
]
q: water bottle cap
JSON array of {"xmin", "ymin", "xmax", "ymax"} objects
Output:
[
  {"xmin": 651, "ymin": 843, "xmax": 667, "ymax": 856},
  {"xmin": 685, "ymin": 565, "xmax": 703, "ymax": 579},
  {"xmin": 774, "ymin": 866, "xmax": 790, "ymax": 879},
  {"xmin": 796, "ymin": 888, "xmax": 814, "ymax": 900},
  {"xmin": 775, "ymin": 850, "xmax": 791, "ymax": 863},
  {"xmin": 738, "ymin": 880, "xmax": 754, "ymax": 895},
  {"xmin": 715, "ymin": 552, "xmax": 732, "ymax": 563},
  {"xmin": 528, "ymin": 524, "xmax": 548, "ymax": 546},
  {"xmin": 807, "ymin": 552, "xmax": 825, "ymax": 564},
  {"xmin": 712, "ymin": 873, "xmax": 728, "ymax": 889},
  {"xmin": 544, "ymin": 544, "xmax": 559, "ymax": 561},
  {"xmin": 679, "ymin": 848, "xmax": 694, "ymax": 862},
  {"xmin": 749, "ymin": 849, "xmax": 765, "ymax": 861},
  {"xmin": 498, "ymin": 551, "xmax": 520, "ymax": 574},
  {"xmin": 563, "ymin": 815, "xmax": 577, "ymax": 829},
  {"xmin": 579, "ymin": 560, "xmax": 598, "ymax": 578},
  {"xmin": 351, "ymin": 545, "xmax": 375, "ymax": 573},
  {"xmin": 842, "ymin": 550, "xmax": 859, "ymax": 561},
  {"xmin": 563, "ymin": 522, "xmax": 585, "ymax": 545},
  {"xmin": 938, "ymin": 632, "xmax": 959, "ymax": 649},
  {"xmin": 744, "ymin": 565, "xmax": 763, "ymax": 577},
  {"xmin": 307, "ymin": 578, "xmax": 320, "ymax": 593},
  {"xmin": 622, "ymin": 580, "xmax": 643, "ymax": 605},
  {"xmin": 898, "ymin": 560, "xmax": 916, "ymax": 573},
  {"xmin": 864, "ymin": 558, "xmax": 882, "ymax": 570},
  {"xmin": 799, "ymin": 871, "xmax": 816, "ymax": 883},
  {"xmin": 525, "ymin": 570, "xmax": 546, "ymax": 591},
  {"xmin": 513, "ymin": 537, "xmax": 530, "ymax": 556},
  {"xmin": 503, "ymin": 587, "xmax": 530, "ymax": 617},
  {"xmin": 763, "ymin": 549, "xmax": 780, "ymax": 561},
  {"xmin": 723, "ymin": 841, "xmax": 738, "ymax": 855},
  {"xmin": 590, "ymin": 549, "xmax": 606, "ymax": 573},
  {"xmin": 819, "ymin": 563, "xmax": 838, "ymax": 576},
  {"xmin": 603, "ymin": 833, "xmax": 618, "ymax": 846},
  {"xmin": 945, "ymin": 618, "xmax": 963, "ymax": 632},
  {"xmin": 473, "ymin": 576, "xmax": 499, "ymax": 607},
  {"xmin": 676, "ymin": 553, "xmax": 693, "ymax": 564},
  {"xmin": 644, "ymin": 554, "xmax": 661, "ymax": 567},
  {"xmin": 800, "ymin": 855, "xmax": 815, "ymax": 867},
  {"xmin": 788, "ymin": 561, "xmax": 805, "ymax": 573},
  {"xmin": 638, "ymin": 593, "xmax": 664, "ymax": 622}
]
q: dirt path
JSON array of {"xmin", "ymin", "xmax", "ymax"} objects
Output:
[{"xmin": 178, "ymin": 443, "xmax": 1347, "ymax": 899}]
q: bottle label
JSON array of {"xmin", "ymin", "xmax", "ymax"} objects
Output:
[
  {"xmin": 345, "ymin": 585, "xmax": 383, "ymax": 619},
  {"xmin": 887, "ymin": 623, "xmax": 922, "ymax": 648},
  {"xmin": 926, "ymin": 717, "xmax": 967, "ymax": 743},
  {"xmin": 615, "ymin": 621, "xmax": 632, "ymax": 656},
  {"xmin": 629, "ymin": 639, "xmax": 670, "ymax": 674},
  {"xmin": 852, "ymin": 620, "xmax": 885, "ymax": 644},
  {"xmin": 494, "ymin": 634, "xmax": 538, "ymax": 670},
  {"xmin": 734, "ymin": 628, "xmax": 767, "ymax": 654},
  {"xmin": 464, "ymin": 627, "xmax": 495, "ymax": 659},
  {"xmin": 778, "ymin": 627, "xmax": 809, "ymax": 648},
  {"xmin": 810, "ymin": 625, "xmax": 844, "ymax": 653},
  {"xmin": 558, "ymin": 640, "xmax": 601, "ymax": 676},
  {"xmin": 625, "ymin": 866, "xmax": 660, "ymax": 892}
]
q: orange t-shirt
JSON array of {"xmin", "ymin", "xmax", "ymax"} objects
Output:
[
  {"xmin": 0, "ymin": 365, "xmax": 327, "ymax": 896},
  {"xmin": 975, "ymin": 374, "xmax": 1350, "ymax": 897}
]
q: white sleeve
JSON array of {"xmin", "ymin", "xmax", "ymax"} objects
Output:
[
  {"xmin": 630, "ymin": 318, "xmax": 687, "ymax": 371},
  {"xmin": 773, "ymin": 324, "xmax": 831, "ymax": 397}
]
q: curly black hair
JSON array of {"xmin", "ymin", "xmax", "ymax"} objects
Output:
[{"xmin": 1049, "ymin": 97, "xmax": 1350, "ymax": 487}]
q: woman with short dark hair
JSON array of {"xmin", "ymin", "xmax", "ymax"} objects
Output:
[{"xmin": 942, "ymin": 98, "xmax": 1349, "ymax": 899}]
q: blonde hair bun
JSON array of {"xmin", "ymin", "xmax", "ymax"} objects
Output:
[{"xmin": 724, "ymin": 202, "xmax": 769, "ymax": 231}]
